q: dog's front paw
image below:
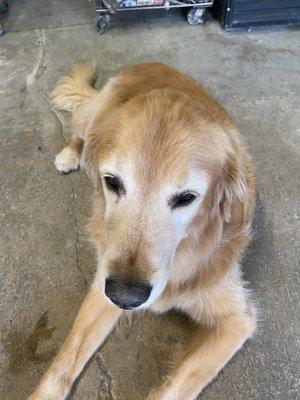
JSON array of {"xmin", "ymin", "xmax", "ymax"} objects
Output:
[{"xmin": 54, "ymin": 146, "xmax": 80, "ymax": 173}]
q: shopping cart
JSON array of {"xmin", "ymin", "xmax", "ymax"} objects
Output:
[{"xmin": 93, "ymin": 0, "xmax": 214, "ymax": 33}]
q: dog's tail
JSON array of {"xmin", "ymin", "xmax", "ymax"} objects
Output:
[{"xmin": 51, "ymin": 63, "xmax": 99, "ymax": 112}]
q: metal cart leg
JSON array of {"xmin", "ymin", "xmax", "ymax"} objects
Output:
[
  {"xmin": 95, "ymin": 14, "xmax": 111, "ymax": 33},
  {"xmin": 187, "ymin": 7, "xmax": 206, "ymax": 25}
]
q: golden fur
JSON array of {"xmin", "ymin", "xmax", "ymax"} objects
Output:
[{"xmin": 28, "ymin": 62, "xmax": 256, "ymax": 400}]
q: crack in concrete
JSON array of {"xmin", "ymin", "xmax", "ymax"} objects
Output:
[
  {"xmin": 34, "ymin": 90, "xmax": 88, "ymax": 290},
  {"xmin": 66, "ymin": 172, "xmax": 88, "ymax": 289},
  {"xmin": 26, "ymin": 29, "xmax": 47, "ymax": 90},
  {"xmin": 47, "ymin": 103, "xmax": 88, "ymax": 290},
  {"xmin": 95, "ymin": 352, "xmax": 116, "ymax": 400},
  {"xmin": 26, "ymin": 29, "xmax": 87, "ymax": 290}
]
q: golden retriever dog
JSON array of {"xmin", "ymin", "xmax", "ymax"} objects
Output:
[{"xmin": 28, "ymin": 62, "xmax": 256, "ymax": 400}]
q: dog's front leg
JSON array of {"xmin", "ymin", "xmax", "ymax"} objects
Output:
[
  {"xmin": 147, "ymin": 312, "xmax": 256, "ymax": 400},
  {"xmin": 28, "ymin": 287, "xmax": 122, "ymax": 400}
]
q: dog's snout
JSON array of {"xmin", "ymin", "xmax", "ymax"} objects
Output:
[{"xmin": 105, "ymin": 277, "xmax": 152, "ymax": 310}]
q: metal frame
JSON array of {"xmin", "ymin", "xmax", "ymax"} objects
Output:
[
  {"xmin": 94, "ymin": 0, "xmax": 214, "ymax": 32},
  {"xmin": 96, "ymin": 0, "xmax": 213, "ymax": 13}
]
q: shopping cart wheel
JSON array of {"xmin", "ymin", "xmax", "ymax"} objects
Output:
[
  {"xmin": 187, "ymin": 8, "xmax": 206, "ymax": 25},
  {"xmin": 96, "ymin": 14, "xmax": 111, "ymax": 33}
]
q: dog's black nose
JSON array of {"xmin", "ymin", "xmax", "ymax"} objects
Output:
[{"xmin": 105, "ymin": 277, "xmax": 152, "ymax": 310}]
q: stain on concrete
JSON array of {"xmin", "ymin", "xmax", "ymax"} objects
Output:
[{"xmin": 4, "ymin": 311, "xmax": 56, "ymax": 374}]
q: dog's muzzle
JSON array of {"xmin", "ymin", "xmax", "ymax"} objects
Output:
[{"xmin": 105, "ymin": 276, "xmax": 152, "ymax": 310}]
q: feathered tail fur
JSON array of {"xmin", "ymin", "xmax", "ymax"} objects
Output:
[{"xmin": 51, "ymin": 63, "xmax": 99, "ymax": 112}]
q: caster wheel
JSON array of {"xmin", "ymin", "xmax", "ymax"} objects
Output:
[
  {"xmin": 96, "ymin": 14, "xmax": 111, "ymax": 34},
  {"xmin": 0, "ymin": 25, "xmax": 5, "ymax": 37},
  {"xmin": 0, "ymin": 1, "xmax": 9, "ymax": 13},
  {"xmin": 187, "ymin": 8, "xmax": 206, "ymax": 25}
]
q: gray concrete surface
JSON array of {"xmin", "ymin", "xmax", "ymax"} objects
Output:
[{"xmin": 0, "ymin": 2, "xmax": 299, "ymax": 399}]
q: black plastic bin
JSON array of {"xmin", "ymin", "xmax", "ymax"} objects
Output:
[{"xmin": 213, "ymin": 0, "xmax": 300, "ymax": 31}]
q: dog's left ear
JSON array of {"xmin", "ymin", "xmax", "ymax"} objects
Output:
[{"xmin": 218, "ymin": 143, "xmax": 254, "ymax": 226}]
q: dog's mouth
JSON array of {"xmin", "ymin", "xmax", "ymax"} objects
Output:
[{"xmin": 110, "ymin": 301, "xmax": 137, "ymax": 311}]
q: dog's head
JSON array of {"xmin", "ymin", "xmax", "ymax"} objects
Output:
[{"xmin": 84, "ymin": 89, "xmax": 253, "ymax": 310}]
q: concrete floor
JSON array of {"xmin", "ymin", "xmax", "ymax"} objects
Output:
[{"xmin": 0, "ymin": 1, "xmax": 299, "ymax": 399}]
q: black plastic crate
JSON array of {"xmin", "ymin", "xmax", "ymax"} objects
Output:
[{"xmin": 213, "ymin": 0, "xmax": 300, "ymax": 30}]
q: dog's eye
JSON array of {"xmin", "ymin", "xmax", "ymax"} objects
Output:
[
  {"xmin": 104, "ymin": 175, "xmax": 125, "ymax": 195},
  {"xmin": 170, "ymin": 191, "xmax": 197, "ymax": 209}
]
